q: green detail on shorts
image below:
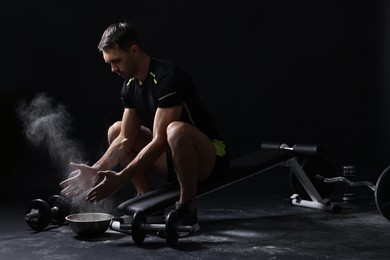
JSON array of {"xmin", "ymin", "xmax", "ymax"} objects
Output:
[
  {"xmin": 183, "ymin": 102, "xmax": 196, "ymax": 127},
  {"xmin": 213, "ymin": 139, "xmax": 226, "ymax": 157},
  {"xmin": 126, "ymin": 77, "xmax": 135, "ymax": 86},
  {"xmin": 149, "ymin": 72, "xmax": 157, "ymax": 84}
]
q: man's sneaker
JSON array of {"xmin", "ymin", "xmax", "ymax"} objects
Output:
[
  {"xmin": 175, "ymin": 202, "xmax": 200, "ymax": 230},
  {"xmin": 159, "ymin": 202, "xmax": 200, "ymax": 238}
]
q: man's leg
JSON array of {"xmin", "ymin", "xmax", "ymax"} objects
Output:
[{"xmin": 166, "ymin": 121, "xmax": 216, "ymax": 212}]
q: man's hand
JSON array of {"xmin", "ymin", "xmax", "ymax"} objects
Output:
[
  {"xmin": 85, "ymin": 170, "xmax": 125, "ymax": 203},
  {"xmin": 59, "ymin": 162, "xmax": 99, "ymax": 198}
]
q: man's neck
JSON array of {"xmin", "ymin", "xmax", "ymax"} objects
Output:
[{"xmin": 135, "ymin": 55, "xmax": 151, "ymax": 84}]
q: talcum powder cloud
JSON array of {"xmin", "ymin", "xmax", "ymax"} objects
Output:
[
  {"xmin": 17, "ymin": 92, "xmax": 114, "ymax": 213},
  {"xmin": 16, "ymin": 92, "xmax": 86, "ymax": 177}
]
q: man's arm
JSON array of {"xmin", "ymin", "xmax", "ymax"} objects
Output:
[
  {"xmin": 60, "ymin": 108, "xmax": 141, "ymax": 198},
  {"xmin": 119, "ymin": 105, "xmax": 182, "ymax": 180},
  {"xmin": 84, "ymin": 105, "xmax": 182, "ymax": 202},
  {"xmin": 93, "ymin": 108, "xmax": 142, "ymax": 171}
]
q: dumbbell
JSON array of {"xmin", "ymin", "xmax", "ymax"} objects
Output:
[
  {"xmin": 25, "ymin": 195, "xmax": 70, "ymax": 231},
  {"xmin": 316, "ymin": 165, "xmax": 390, "ymax": 221},
  {"xmin": 110, "ymin": 210, "xmax": 196, "ymax": 247}
]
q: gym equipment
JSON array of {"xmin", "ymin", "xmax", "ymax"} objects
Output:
[
  {"xmin": 25, "ymin": 195, "xmax": 70, "ymax": 231},
  {"xmin": 65, "ymin": 213, "xmax": 114, "ymax": 236},
  {"xmin": 109, "ymin": 142, "xmax": 341, "ymax": 246},
  {"xmin": 110, "ymin": 209, "xmax": 196, "ymax": 246},
  {"xmin": 341, "ymin": 165, "xmax": 356, "ymax": 202},
  {"xmin": 316, "ymin": 165, "xmax": 390, "ymax": 221},
  {"xmin": 289, "ymin": 157, "xmax": 339, "ymax": 200}
]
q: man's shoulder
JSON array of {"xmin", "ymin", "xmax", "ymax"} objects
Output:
[{"xmin": 151, "ymin": 58, "xmax": 193, "ymax": 87}]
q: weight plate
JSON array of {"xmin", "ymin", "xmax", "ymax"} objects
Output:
[
  {"xmin": 290, "ymin": 158, "xmax": 338, "ymax": 200},
  {"xmin": 47, "ymin": 195, "xmax": 70, "ymax": 225},
  {"xmin": 375, "ymin": 166, "xmax": 390, "ymax": 221},
  {"xmin": 24, "ymin": 199, "xmax": 51, "ymax": 231},
  {"xmin": 131, "ymin": 211, "xmax": 146, "ymax": 246},
  {"xmin": 165, "ymin": 210, "xmax": 179, "ymax": 247}
]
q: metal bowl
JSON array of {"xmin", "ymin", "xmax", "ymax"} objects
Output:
[{"xmin": 65, "ymin": 213, "xmax": 114, "ymax": 236}]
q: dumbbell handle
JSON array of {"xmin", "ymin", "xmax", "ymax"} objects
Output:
[
  {"xmin": 110, "ymin": 221, "xmax": 132, "ymax": 234},
  {"xmin": 111, "ymin": 222, "xmax": 169, "ymax": 232},
  {"xmin": 316, "ymin": 174, "xmax": 376, "ymax": 191},
  {"xmin": 51, "ymin": 206, "xmax": 59, "ymax": 215},
  {"xmin": 110, "ymin": 221, "xmax": 195, "ymax": 233},
  {"xmin": 24, "ymin": 206, "xmax": 59, "ymax": 221},
  {"xmin": 25, "ymin": 212, "xmax": 41, "ymax": 221}
]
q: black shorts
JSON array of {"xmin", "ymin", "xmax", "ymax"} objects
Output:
[{"xmin": 166, "ymin": 147, "xmax": 230, "ymax": 183}]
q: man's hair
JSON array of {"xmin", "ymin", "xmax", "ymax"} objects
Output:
[{"xmin": 97, "ymin": 22, "xmax": 142, "ymax": 52}]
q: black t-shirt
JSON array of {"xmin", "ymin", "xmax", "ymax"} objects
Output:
[{"xmin": 120, "ymin": 58, "xmax": 221, "ymax": 140}]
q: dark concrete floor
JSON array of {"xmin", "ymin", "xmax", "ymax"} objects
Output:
[{"xmin": 1, "ymin": 170, "xmax": 390, "ymax": 260}]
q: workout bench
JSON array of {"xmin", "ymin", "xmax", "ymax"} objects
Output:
[{"xmin": 111, "ymin": 142, "xmax": 340, "ymax": 246}]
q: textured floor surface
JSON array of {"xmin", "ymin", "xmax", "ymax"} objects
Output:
[{"xmin": 1, "ymin": 172, "xmax": 389, "ymax": 260}]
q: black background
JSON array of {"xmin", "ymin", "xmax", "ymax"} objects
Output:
[{"xmin": 1, "ymin": 0, "xmax": 389, "ymax": 203}]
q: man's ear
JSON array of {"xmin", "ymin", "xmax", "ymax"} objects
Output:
[{"xmin": 129, "ymin": 44, "xmax": 139, "ymax": 54}]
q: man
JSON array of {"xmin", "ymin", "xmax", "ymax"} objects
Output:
[{"xmin": 60, "ymin": 21, "xmax": 229, "ymax": 231}]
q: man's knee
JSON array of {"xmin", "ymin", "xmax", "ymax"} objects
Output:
[
  {"xmin": 166, "ymin": 121, "xmax": 193, "ymax": 148},
  {"xmin": 108, "ymin": 121, "xmax": 121, "ymax": 144}
]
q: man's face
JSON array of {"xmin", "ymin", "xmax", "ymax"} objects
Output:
[{"xmin": 102, "ymin": 46, "xmax": 136, "ymax": 78}]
